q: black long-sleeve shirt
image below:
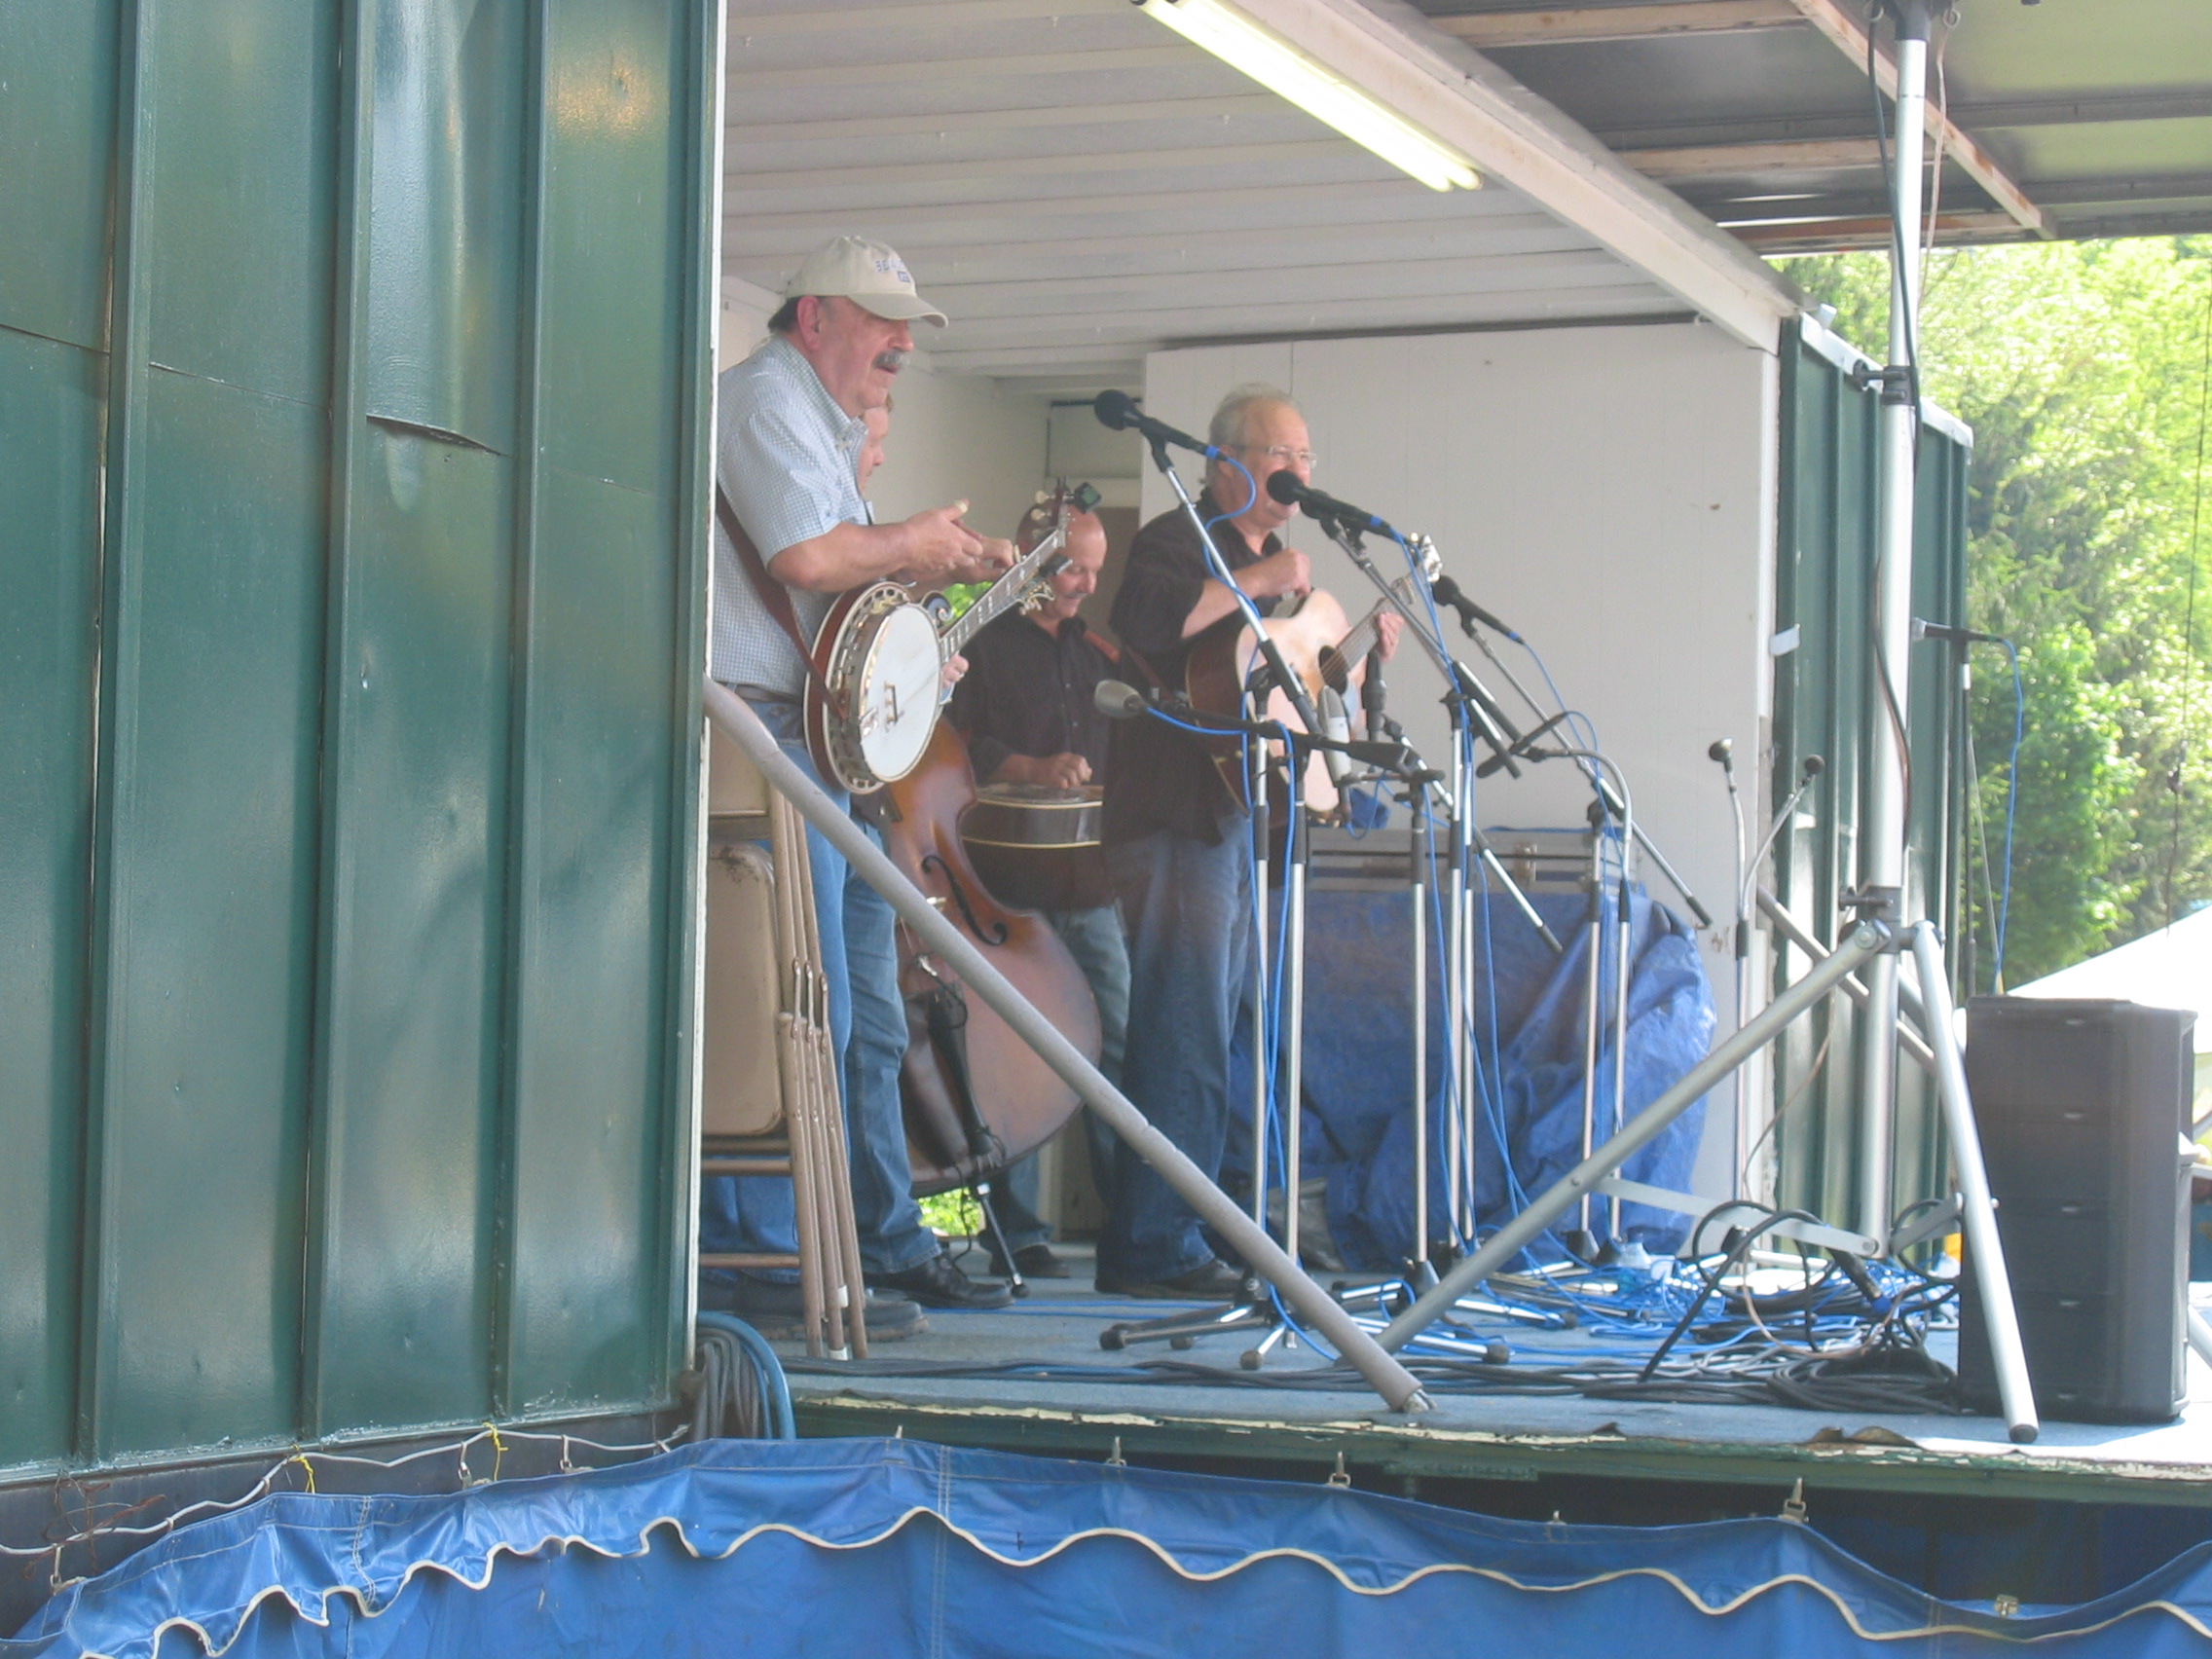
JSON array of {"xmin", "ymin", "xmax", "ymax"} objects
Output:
[
  {"xmin": 946, "ymin": 611, "xmax": 1120, "ymax": 910},
  {"xmin": 945, "ymin": 612, "xmax": 1116, "ymax": 787},
  {"xmin": 1103, "ymin": 491, "xmax": 1281, "ymax": 846}
]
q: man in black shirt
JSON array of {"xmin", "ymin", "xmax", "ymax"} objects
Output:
[
  {"xmin": 1099, "ymin": 384, "xmax": 1397, "ymax": 1296},
  {"xmin": 946, "ymin": 505, "xmax": 1127, "ymax": 1277}
]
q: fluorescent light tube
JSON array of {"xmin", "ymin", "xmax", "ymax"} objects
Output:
[{"xmin": 1136, "ymin": 0, "xmax": 1479, "ymax": 192}]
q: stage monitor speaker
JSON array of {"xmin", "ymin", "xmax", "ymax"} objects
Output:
[{"xmin": 1957, "ymin": 996, "xmax": 2194, "ymax": 1424}]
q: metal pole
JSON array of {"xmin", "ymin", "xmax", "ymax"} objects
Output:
[
  {"xmin": 1248, "ymin": 735, "xmax": 1272, "ymax": 1231},
  {"xmin": 704, "ymin": 679, "xmax": 1431, "ymax": 1413},
  {"xmin": 1577, "ymin": 830, "xmax": 1604, "ymax": 1233},
  {"xmin": 1906, "ymin": 923, "xmax": 2040, "ymax": 1442},
  {"xmin": 1412, "ymin": 811, "xmax": 1429, "ymax": 1267},
  {"xmin": 1284, "ymin": 766, "xmax": 1308, "ymax": 1270},
  {"xmin": 1447, "ymin": 744, "xmax": 1469, "ymax": 1238},
  {"xmin": 1379, "ymin": 924, "xmax": 1888, "ymax": 1352},
  {"xmin": 1855, "ymin": 0, "xmax": 1933, "ymax": 1241}
]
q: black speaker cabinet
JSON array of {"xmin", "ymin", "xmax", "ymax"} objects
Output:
[{"xmin": 1958, "ymin": 997, "xmax": 2194, "ymax": 1424}]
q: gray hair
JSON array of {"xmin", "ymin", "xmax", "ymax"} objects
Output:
[{"xmin": 1207, "ymin": 383, "xmax": 1297, "ymax": 452}]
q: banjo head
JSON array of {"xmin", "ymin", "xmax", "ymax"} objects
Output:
[{"xmin": 843, "ymin": 599, "xmax": 943, "ymax": 785}]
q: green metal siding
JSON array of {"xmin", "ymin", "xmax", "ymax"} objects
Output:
[
  {"xmin": 1769, "ymin": 317, "xmax": 1972, "ymax": 1228},
  {"xmin": 0, "ymin": 0, "xmax": 712, "ymax": 1471}
]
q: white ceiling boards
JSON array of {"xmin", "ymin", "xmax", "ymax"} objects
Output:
[{"xmin": 718, "ymin": 0, "xmax": 1799, "ymax": 392}]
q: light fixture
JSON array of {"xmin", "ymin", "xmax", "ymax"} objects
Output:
[{"xmin": 1134, "ymin": 0, "xmax": 1479, "ymax": 192}]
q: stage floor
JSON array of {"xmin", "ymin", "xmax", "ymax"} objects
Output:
[{"xmin": 776, "ymin": 1243, "xmax": 2212, "ymax": 1508}]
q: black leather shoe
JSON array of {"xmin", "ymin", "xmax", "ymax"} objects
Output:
[
  {"xmin": 868, "ymin": 1251, "xmax": 1014, "ymax": 1310},
  {"xmin": 987, "ymin": 1242, "xmax": 1071, "ymax": 1279},
  {"xmin": 1094, "ymin": 1259, "xmax": 1250, "ymax": 1300}
]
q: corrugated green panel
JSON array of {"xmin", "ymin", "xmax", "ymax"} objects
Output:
[
  {"xmin": 498, "ymin": 0, "xmax": 696, "ymax": 1412},
  {"xmin": 0, "ymin": 3, "xmax": 119, "ymax": 350},
  {"xmin": 310, "ymin": 424, "xmax": 512, "ymax": 1434},
  {"xmin": 361, "ymin": 0, "xmax": 526, "ymax": 453},
  {"xmin": 1769, "ymin": 321, "xmax": 1971, "ymax": 1227},
  {"xmin": 0, "ymin": 0, "xmax": 710, "ymax": 1479},
  {"xmin": 536, "ymin": 0, "xmax": 684, "ymax": 497},
  {"xmin": 87, "ymin": 371, "xmax": 324, "ymax": 1456},
  {"xmin": 504, "ymin": 468, "xmax": 675, "ymax": 1411},
  {"xmin": 140, "ymin": 0, "xmax": 337, "ymax": 406},
  {"xmin": 0, "ymin": 327, "xmax": 102, "ymax": 1466}
]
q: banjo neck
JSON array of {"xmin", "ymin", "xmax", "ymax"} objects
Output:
[{"xmin": 940, "ymin": 523, "xmax": 1069, "ymax": 659}]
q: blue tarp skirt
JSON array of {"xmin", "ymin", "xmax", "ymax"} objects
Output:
[{"xmin": 14, "ymin": 1438, "xmax": 2212, "ymax": 1657}]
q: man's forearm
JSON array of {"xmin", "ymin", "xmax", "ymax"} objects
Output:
[
  {"xmin": 1180, "ymin": 577, "xmax": 1246, "ymax": 639},
  {"xmin": 766, "ymin": 521, "xmax": 920, "ymax": 592}
]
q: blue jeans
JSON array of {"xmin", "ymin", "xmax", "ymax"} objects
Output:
[
  {"xmin": 1098, "ymin": 820, "xmax": 1254, "ymax": 1283},
  {"xmin": 993, "ymin": 903, "xmax": 1131, "ymax": 1254},
  {"xmin": 698, "ymin": 699, "xmax": 938, "ymax": 1278}
]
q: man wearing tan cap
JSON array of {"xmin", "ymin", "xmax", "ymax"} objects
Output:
[{"xmin": 703, "ymin": 236, "xmax": 1018, "ymax": 1325}]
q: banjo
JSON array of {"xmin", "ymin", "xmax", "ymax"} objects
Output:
[{"xmin": 805, "ymin": 483, "xmax": 1096, "ymax": 794}]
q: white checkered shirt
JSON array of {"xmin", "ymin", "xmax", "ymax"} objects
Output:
[{"xmin": 711, "ymin": 335, "xmax": 870, "ymax": 696}]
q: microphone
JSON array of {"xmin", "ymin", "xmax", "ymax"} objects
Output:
[
  {"xmin": 1912, "ymin": 618, "xmax": 2002, "ymax": 646},
  {"xmin": 1317, "ymin": 685, "xmax": 1354, "ymax": 793},
  {"xmin": 1094, "ymin": 679, "xmax": 1149, "ymax": 719},
  {"xmin": 1708, "ymin": 737, "xmax": 1734, "ymax": 771},
  {"xmin": 1264, "ymin": 469, "xmax": 1400, "ymax": 539},
  {"xmin": 1428, "ymin": 574, "xmax": 1521, "ymax": 643},
  {"xmin": 1093, "ymin": 391, "xmax": 1218, "ymax": 459}
]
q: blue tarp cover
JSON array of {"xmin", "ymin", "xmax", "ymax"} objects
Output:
[
  {"xmin": 13, "ymin": 1437, "xmax": 2212, "ymax": 1657},
  {"xmin": 1227, "ymin": 887, "xmax": 1715, "ymax": 1267}
]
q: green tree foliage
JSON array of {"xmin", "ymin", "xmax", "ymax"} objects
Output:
[{"xmin": 1782, "ymin": 240, "xmax": 2212, "ymax": 985}]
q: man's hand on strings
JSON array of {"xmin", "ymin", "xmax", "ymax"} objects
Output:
[{"xmin": 994, "ymin": 752, "xmax": 1092, "ymax": 791}]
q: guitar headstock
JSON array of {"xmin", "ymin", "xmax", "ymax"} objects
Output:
[{"xmin": 1010, "ymin": 478, "xmax": 1099, "ymax": 609}]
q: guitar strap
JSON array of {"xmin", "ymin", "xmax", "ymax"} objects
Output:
[{"xmin": 714, "ymin": 483, "xmax": 847, "ymax": 719}]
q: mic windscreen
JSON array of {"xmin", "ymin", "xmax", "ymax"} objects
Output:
[
  {"xmin": 1265, "ymin": 468, "xmax": 1303, "ymax": 505},
  {"xmin": 1093, "ymin": 389, "xmax": 1136, "ymax": 431},
  {"xmin": 1802, "ymin": 754, "xmax": 1826, "ymax": 778},
  {"xmin": 1093, "ymin": 679, "xmax": 1147, "ymax": 719}
]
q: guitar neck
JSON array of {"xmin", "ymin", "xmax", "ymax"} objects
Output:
[
  {"xmin": 942, "ymin": 526, "xmax": 1069, "ymax": 656},
  {"xmin": 1331, "ymin": 575, "xmax": 1417, "ymax": 670}
]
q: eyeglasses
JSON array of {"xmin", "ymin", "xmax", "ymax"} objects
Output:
[{"xmin": 1235, "ymin": 443, "xmax": 1317, "ymax": 468}]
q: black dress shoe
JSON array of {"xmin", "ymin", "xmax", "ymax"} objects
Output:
[
  {"xmin": 1094, "ymin": 1259, "xmax": 1250, "ymax": 1300},
  {"xmin": 868, "ymin": 1251, "xmax": 1014, "ymax": 1310},
  {"xmin": 987, "ymin": 1242, "xmax": 1072, "ymax": 1279}
]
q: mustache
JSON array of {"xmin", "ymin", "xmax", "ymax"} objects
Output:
[{"xmin": 873, "ymin": 347, "xmax": 912, "ymax": 374}]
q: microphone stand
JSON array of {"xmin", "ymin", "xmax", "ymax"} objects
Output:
[
  {"xmin": 1098, "ymin": 706, "xmax": 1429, "ymax": 1364},
  {"xmin": 1314, "ymin": 512, "xmax": 1565, "ymax": 1255},
  {"xmin": 1449, "ymin": 593, "xmax": 1715, "ymax": 933},
  {"xmin": 1116, "ymin": 436, "xmax": 1337, "ymax": 1354}
]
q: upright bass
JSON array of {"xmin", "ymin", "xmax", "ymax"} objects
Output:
[{"xmin": 875, "ymin": 487, "xmax": 1102, "ymax": 1195}]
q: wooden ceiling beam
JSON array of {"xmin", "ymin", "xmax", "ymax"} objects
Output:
[
  {"xmin": 1782, "ymin": 0, "xmax": 2051, "ymax": 236},
  {"xmin": 725, "ymin": 210, "xmax": 1567, "ymax": 270},
  {"xmin": 725, "ymin": 0, "xmax": 1122, "ymax": 35},
  {"xmin": 1621, "ymin": 136, "xmax": 1883, "ymax": 179},
  {"xmin": 1434, "ymin": 1, "xmax": 1805, "ymax": 50},
  {"xmin": 723, "ymin": 94, "xmax": 1280, "ymax": 145},
  {"xmin": 722, "ymin": 46, "xmax": 1190, "ymax": 92},
  {"xmin": 1728, "ymin": 210, "xmax": 2021, "ymax": 251},
  {"xmin": 723, "ymin": 139, "xmax": 1361, "ymax": 194},
  {"xmin": 717, "ymin": 179, "xmax": 1434, "ymax": 238}
]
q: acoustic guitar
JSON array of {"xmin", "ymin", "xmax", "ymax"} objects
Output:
[{"xmin": 1183, "ymin": 543, "xmax": 1439, "ymax": 813}]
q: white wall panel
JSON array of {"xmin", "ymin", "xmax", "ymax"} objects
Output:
[
  {"xmin": 866, "ymin": 357, "xmax": 1051, "ymax": 547},
  {"xmin": 1145, "ymin": 321, "xmax": 1780, "ymax": 1193}
]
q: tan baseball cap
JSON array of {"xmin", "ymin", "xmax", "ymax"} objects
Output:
[{"xmin": 784, "ymin": 235, "xmax": 948, "ymax": 327}]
